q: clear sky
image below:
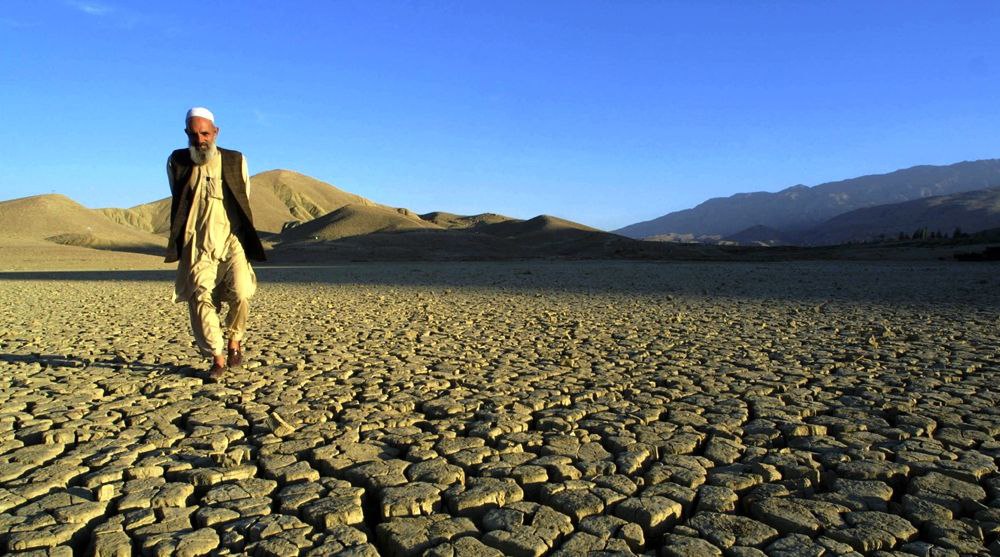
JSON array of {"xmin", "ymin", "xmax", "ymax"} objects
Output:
[{"xmin": 2, "ymin": 1, "xmax": 998, "ymax": 230}]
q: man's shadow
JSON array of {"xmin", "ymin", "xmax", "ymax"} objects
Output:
[{"xmin": 0, "ymin": 353, "xmax": 199, "ymax": 377}]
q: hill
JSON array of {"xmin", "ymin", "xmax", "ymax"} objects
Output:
[
  {"xmin": 0, "ymin": 194, "xmax": 166, "ymax": 252},
  {"xmin": 99, "ymin": 169, "xmax": 378, "ymax": 236},
  {"xmin": 616, "ymin": 159, "xmax": 1000, "ymax": 239},
  {"xmin": 419, "ymin": 211, "xmax": 515, "ymax": 229},
  {"xmin": 249, "ymin": 169, "xmax": 378, "ymax": 233},
  {"xmin": 0, "ymin": 194, "xmax": 170, "ymax": 270},
  {"xmin": 478, "ymin": 215, "xmax": 600, "ymax": 238},
  {"xmin": 100, "ymin": 199, "xmax": 173, "ymax": 235},
  {"xmin": 279, "ymin": 204, "xmax": 441, "ymax": 243}
]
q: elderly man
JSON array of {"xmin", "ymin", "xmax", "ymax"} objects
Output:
[{"xmin": 166, "ymin": 107, "xmax": 266, "ymax": 380}]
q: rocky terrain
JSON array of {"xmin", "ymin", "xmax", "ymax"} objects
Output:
[{"xmin": 0, "ymin": 261, "xmax": 998, "ymax": 556}]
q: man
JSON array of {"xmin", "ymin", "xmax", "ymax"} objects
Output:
[{"xmin": 166, "ymin": 107, "xmax": 266, "ymax": 380}]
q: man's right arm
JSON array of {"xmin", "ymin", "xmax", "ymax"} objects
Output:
[{"xmin": 166, "ymin": 155, "xmax": 177, "ymax": 195}]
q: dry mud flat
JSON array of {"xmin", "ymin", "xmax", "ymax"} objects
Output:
[{"xmin": 0, "ymin": 261, "xmax": 999, "ymax": 557}]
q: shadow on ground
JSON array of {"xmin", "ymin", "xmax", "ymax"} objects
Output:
[
  {"xmin": 0, "ymin": 352, "xmax": 198, "ymax": 377},
  {"xmin": 1, "ymin": 260, "xmax": 999, "ymax": 306}
]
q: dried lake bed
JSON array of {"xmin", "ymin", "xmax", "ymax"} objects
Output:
[{"xmin": 1, "ymin": 260, "xmax": 999, "ymax": 556}]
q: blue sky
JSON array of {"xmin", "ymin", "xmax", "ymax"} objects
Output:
[{"xmin": 2, "ymin": 1, "xmax": 998, "ymax": 230}]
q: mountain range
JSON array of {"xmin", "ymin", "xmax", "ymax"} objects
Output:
[
  {"xmin": 0, "ymin": 170, "xmax": 692, "ymax": 268},
  {"xmin": 615, "ymin": 159, "xmax": 1000, "ymax": 245},
  {"xmin": 3, "ymin": 158, "xmax": 1000, "ymax": 270},
  {"xmin": 798, "ymin": 187, "xmax": 1000, "ymax": 245}
]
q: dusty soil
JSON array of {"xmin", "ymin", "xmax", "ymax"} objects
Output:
[{"xmin": 1, "ymin": 261, "xmax": 998, "ymax": 556}]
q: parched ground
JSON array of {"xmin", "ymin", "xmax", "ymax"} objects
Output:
[{"xmin": 0, "ymin": 261, "xmax": 998, "ymax": 556}]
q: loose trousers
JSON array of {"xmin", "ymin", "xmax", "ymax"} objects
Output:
[{"xmin": 182, "ymin": 244, "xmax": 257, "ymax": 357}]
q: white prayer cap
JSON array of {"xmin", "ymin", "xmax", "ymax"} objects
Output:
[{"xmin": 186, "ymin": 107, "xmax": 215, "ymax": 123}]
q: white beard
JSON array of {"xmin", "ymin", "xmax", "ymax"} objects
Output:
[{"xmin": 189, "ymin": 143, "xmax": 218, "ymax": 166}]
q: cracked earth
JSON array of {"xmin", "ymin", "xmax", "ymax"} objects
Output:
[{"xmin": 1, "ymin": 261, "xmax": 999, "ymax": 556}]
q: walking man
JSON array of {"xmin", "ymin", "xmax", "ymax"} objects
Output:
[{"xmin": 166, "ymin": 107, "xmax": 266, "ymax": 380}]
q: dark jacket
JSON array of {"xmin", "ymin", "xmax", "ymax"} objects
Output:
[{"xmin": 165, "ymin": 147, "xmax": 266, "ymax": 263}]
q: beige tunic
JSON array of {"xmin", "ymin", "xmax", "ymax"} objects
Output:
[{"xmin": 170, "ymin": 151, "xmax": 252, "ymax": 302}]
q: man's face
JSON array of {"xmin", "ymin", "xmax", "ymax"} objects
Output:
[{"xmin": 185, "ymin": 117, "xmax": 218, "ymax": 152}]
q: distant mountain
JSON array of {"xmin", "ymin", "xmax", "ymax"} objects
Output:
[
  {"xmin": 274, "ymin": 212, "xmax": 692, "ymax": 261},
  {"xmin": 801, "ymin": 187, "xmax": 1000, "ymax": 245},
  {"xmin": 723, "ymin": 225, "xmax": 796, "ymax": 246},
  {"xmin": 477, "ymin": 214, "xmax": 600, "ymax": 238},
  {"xmin": 644, "ymin": 233, "xmax": 721, "ymax": 243},
  {"xmin": 419, "ymin": 211, "xmax": 514, "ymax": 229},
  {"xmin": 616, "ymin": 159, "xmax": 1000, "ymax": 239},
  {"xmin": 99, "ymin": 169, "xmax": 377, "ymax": 236},
  {"xmin": 475, "ymin": 215, "xmax": 614, "ymax": 255}
]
